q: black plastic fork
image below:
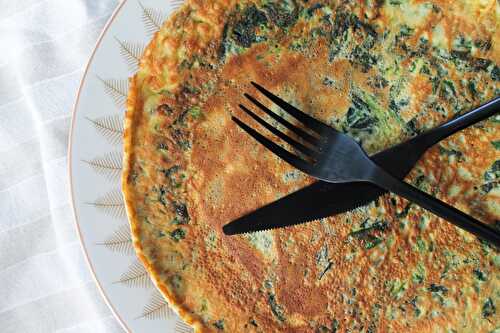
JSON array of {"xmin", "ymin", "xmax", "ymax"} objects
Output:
[{"xmin": 232, "ymin": 82, "xmax": 500, "ymax": 246}]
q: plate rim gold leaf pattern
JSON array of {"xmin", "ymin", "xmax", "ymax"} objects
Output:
[
  {"xmin": 95, "ymin": 223, "xmax": 135, "ymax": 255},
  {"xmin": 96, "ymin": 76, "xmax": 129, "ymax": 108},
  {"xmin": 137, "ymin": 289, "xmax": 176, "ymax": 320},
  {"xmin": 86, "ymin": 114, "xmax": 125, "ymax": 145},
  {"xmin": 138, "ymin": 1, "xmax": 167, "ymax": 37},
  {"xmin": 82, "ymin": 151, "xmax": 123, "ymax": 181},
  {"xmin": 86, "ymin": 188, "xmax": 127, "ymax": 219},
  {"xmin": 114, "ymin": 37, "xmax": 145, "ymax": 73},
  {"xmin": 114, "ymin": 259, "xmax": 154, "ymax": 288}
]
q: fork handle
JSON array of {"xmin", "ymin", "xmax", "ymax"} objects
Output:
[
  {"xmin": 370, "ymin": 169, "xmax": 500, "ymax": 247},
  {"xmin": 419, "ymin": 97, "xmax": 500, "ymax": 146}
]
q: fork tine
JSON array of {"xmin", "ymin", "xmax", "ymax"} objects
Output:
[
  {"xmin": 251, "ymin": 82, "xmax": 330, "ymax": 134},
  {"xmin": 239, "ymin": 104, "xmax": 318, "ymax": 158},
  {"xmin": 232, "ymin": 116, "xmax": 313, "ymax": 173},
  {"xmin": 243, "ymin": 93, "xmax": 319, "ymax": 146}
]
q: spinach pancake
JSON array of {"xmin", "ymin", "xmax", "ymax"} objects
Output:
[{"xmin": 123, "ymin": 0, "xmax": 500, "ymax": 331}]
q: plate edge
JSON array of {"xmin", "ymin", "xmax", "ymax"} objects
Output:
[{"xmin": 67, "ymin": 1, "xmax": 131, "ymax": 332}]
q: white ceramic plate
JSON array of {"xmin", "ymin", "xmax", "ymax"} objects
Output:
[{"xmin": 69, "ymin": 1, "xmax": 192, "ymax": 332}]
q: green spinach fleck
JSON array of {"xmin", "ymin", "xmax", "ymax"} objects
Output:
[
  {"xmin": 172, "ymin": 202, "xmax": 190, "ymax": 224},
  {"xmin": 264, "ymin": 1, "xmax": 298, "ymax": 29},
  {"xmin": 482, "ymin": 297, "xmax": 496, "ymax": 318},
  {"xmin": 440, "ymin": 80, "xmax": 457, "ymax": 101},
  {"xmin": 160, "ymin": 165, "xmax": 184, "ymax": 189},
  {"xmin": 406, "ymin": 117, "xmax": 422, "ymax": 136},
  {"xmin": 328, "ymin": 11, "xmax": 377, "ymax": 61},
  {"xmin": 181, "ymin": 84, "xmax": 200, "ymax": 96},
  {"xmin": 451, "ymin": 50, "xmax": 470, "ymax": 61},
  {"xmin": 471, "ymin": 57, "xmax": 492, "ymax": 71},
  {"xmin": 486, "ymin": 160, "xmax": 500, "ymax": 181},
  {"xmin": 389, "ymin": 98, "xmax": 409, "ymax": 113},
  {"xmin": 330, "ymin": 11, "xmax": 353, "ymax": 39},
  {"xmin": 157, "ymin": 104, "xmax": 173, "ymax": 115},
  {"xmin": 189, "ymin": 106, "xmax": 202, "ymax": 119},
  {"xmin": 161, "ymin": 165, "xmax": 179, "ymax": 178},
  {"xmin": 268, "ymin": 293, "xmax": 286, "ymax": 322},
  {"xmin": 316, "ymin": 245, "xmax": 329, "ymax": 264},
  {"xmin": 157, "ymin": 185, "xmax": 169, "ymax": 207},
  {"xmin": 345, "ymin": 94, "xmax": 378, "ymax": 131},
  {"xmin": 306, "ymin": 3, "xmax": 324, "ymax": 18},
  {"xmin": 474, "ymin": 38, "xmax": 492, "ymax": 51},
  {"xmin": 233, "ymin": 5, "xmax": 268, "ymax": 48},
  {"xmin": 218, "ymin": 4, "xmax": 268, "ymax": 60},
  {"xmin": 317, "ymin": 319, "xmax": 339, "ymax": 333},
  {"xmin": 364, "ymin": 236, "xmax": 383, "ymax": 249},
  {"xmin": 410, "ymin": 297, "xmax": 422, "ymax": 318},
  {"xmin": 482, "ymin": 160, "xmax": 500, "ymax": 193},
  {"xmin": 368, "ymin": 75, "xmax": 389, "ymax": 89},
  {"xmin": 170, "ymin": 274, "xmax": 182, "ymax": 289},
  {"xmin": 473, "ymin": 268, "xmax": 487, "ymax": 282},
  {"xmin": 428, "ymin": 284, "xmax": 449, "ymax": 306},
  {"xmin": 331, "ymin": 319, "xmax": 339, "ymax": 332},
  {"xmin": 351, "ymin": 45, "xmax": 378, "ymax": 72},
  {"xmin": 412, "ymin": 262, "xmax": 426, "ymax": 284},
  {"xmin": 319, "ymin": 262, "xmax": 333, "ymax": 280},
  {"xmin": 453, "ymin": 35, "xmax": 472, "ymax": 53},
  {"xmin": 316, "ymin": 245, "xmax": 333, "ymax": 279},
  {"xmin": 170, "ymin": 228, "xmax": 186, "ymax": 242},
  {"xmin": 439, "ymin": 146, "xmax": 464, "ymax": 162},
  {"xmin": 416, "ymin": 237, "xmax": 427, "ymax": 253},
  {"xmin": 467, "ymin": 80, "xmax": 479, "ymax": 100},
  {"xmin": 157, "ymin": 142, "xmax": 169, "ymax": 151},
  {"xmin": 218, "ymin": 23, "xmax": 231, "ymax": 60},
  {"xmin": 386, "ymin": 279, "xmax": 408, "ymax": 299},
  {"xmin": 399, "ymin": 25, "xmax": 413, "ymax": 37},
  {"xmin": 396, "ymin": 203, "xmax": 412, "ymax": 218},
  {"xmin": 349, "ymin": 220, "xmax": 388, "ymax": 238},
  {"xmin": 420, "ymin": 64, "xmax": 431, "ymax": 75},
  {"xmin": 213, "ymin": 319, "xmax": 225, "ymax": 330},
  {"xmin": 428, "ymin": 284, "xmax": 448, "ymax": 294},
  {"xmin": 323, "ymin": 77, "xmax": 335, "ymax": 87},
  {"xmin": 491, "ymin": 66, "xmax": 500, "ymax": 81},
  {"xmin": 171, "ymin": 128, "xmax": 191, "ymax": 150}
]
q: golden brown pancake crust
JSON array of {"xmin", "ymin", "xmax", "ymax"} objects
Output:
[{"xmin": 123, "ymin": 1, "xmax": 500, "ymax": 331}]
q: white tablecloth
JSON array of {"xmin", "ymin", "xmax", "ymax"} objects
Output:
[{"xmin": 0, "ymin": 1, "xmax": 124, "ymax": 332}]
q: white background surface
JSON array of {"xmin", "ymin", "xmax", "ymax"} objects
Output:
[{"xmin": 0, "ymin": 1, "xmax": 124, "ymax": 332}]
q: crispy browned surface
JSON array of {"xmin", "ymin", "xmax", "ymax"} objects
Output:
[{"xmin": 123, "ymin": 1, "xmax": 500, "ymax": 332}]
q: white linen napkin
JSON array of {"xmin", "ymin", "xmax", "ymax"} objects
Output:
[{"xmin": 0, "ymin": 1, "xmax": 124, "ymax": 332}]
